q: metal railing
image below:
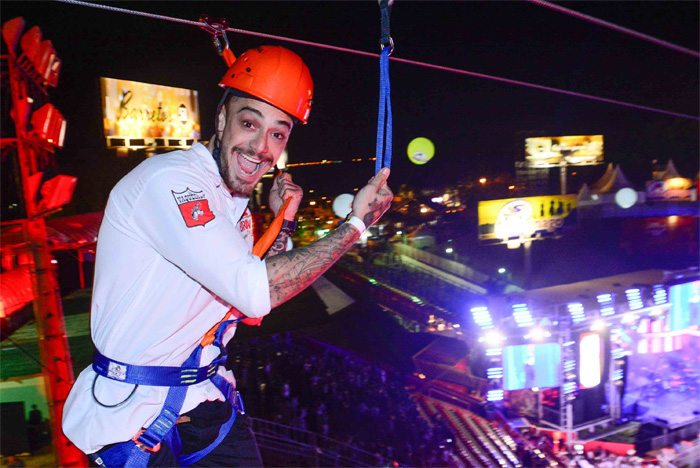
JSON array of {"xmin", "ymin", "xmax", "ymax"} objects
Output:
[{"xmin": 251, "ymin": 417, "xmax": 396, "ymax": 467}]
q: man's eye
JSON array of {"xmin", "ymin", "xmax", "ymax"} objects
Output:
[
  {"xmin": 272, "ymin": 132, "xmax": 287, "ymax": 140},
  {"xmin": 242, "ymin": 121, "xmax": 253, "ymax": 128}
]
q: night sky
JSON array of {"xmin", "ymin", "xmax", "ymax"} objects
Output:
[{"xmin": 2, "ymin": 1, "xmax": 698, "ymax": 214}]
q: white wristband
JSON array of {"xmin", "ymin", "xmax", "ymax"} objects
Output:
[{"xmin": 345, "ymin": 216, "xmax": 366, "ymax": 234}]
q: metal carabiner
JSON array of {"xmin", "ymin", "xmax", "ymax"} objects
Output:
[
  {"xmin": 199, "ymin": 15, "xmax": 231, "ymax": 56},
  {"xmin": 380, "ymin": 36, "xmax": 395, "ymax": 56}
]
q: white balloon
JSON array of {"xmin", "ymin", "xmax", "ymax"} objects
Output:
[
  {"xmin": 615, "ymin": 188, "xmax": 638, "ymax": 209},
  {"xmin": 332, "ymin": 193, "xmax": 354, "ymax": 218}
]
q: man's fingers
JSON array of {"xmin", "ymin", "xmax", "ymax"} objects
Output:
[{"xmin": 369, "ymin": 167, "xmax": 390, "ymax": 187}]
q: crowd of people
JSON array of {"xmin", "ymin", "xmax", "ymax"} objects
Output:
[{"xmin": 229, "ymin": 334, "xmax": 459, "ymax": 467}]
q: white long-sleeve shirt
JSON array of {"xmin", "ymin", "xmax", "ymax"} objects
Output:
[{"xmin": 63, "ymin": 143, "xmax": 270, "ymax": 454}]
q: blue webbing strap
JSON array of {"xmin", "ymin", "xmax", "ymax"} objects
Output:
[
  {"xmin": 375, "ymin": 1, "xmax": 393, "ymax": 175},
  {"xmin": 177, "ymin": 374, "xmax": 240, "ymax": 466},
  {"xmin": 93, "ymin": 351, "xmax": 221, "ymax": 386}
]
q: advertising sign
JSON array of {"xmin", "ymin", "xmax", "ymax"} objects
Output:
[
  {"xmin": 525, "ymin": 135, "xmax": 603, "ymax": 167},
  {"xmin": 478, "ymin": 195, "xmax": 577, "ymax": 241},
  {"xmin": 646, "ymin": 178, "xmax": 695, "ymax": 202},
  {"xmin": 101, "ymin": 77, "xmax": 200, "ymax": 148}
]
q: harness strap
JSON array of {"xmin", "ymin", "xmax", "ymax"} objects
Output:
[
  {"xmin": 93, "ymin": 351, "xmax": 222, "ymax": 386},
  {"xmin": 92, "ymin": 317, "xmax": 243, "ymax": 467}
]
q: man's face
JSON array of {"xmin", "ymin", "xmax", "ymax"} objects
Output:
[{"xmin": 216, "ymin": 97, "xmax": 293, "ymax": 197}]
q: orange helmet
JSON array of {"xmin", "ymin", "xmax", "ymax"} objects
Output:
[{"xmin": 219, "ymin": 46, "xmax": 313, "ymax": 124}]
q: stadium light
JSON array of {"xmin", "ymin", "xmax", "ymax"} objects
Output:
[
  {"xmin": 625, "ymin": 288, "xmax": 644, "ymax": 310},
  {"xmin": 529, "ymin": 327, "xmax": 548, "ymax": 341},
  {"xmin": 597, "ymin": 293, "xmax": 615, "ymax": 317},
  {"xmin": 567, "ymin": 302, "xmax": 586, "ymax": 323},
  {"xmin": 621, "ymin": 313, "xmax": 636, "ymax": 324},
  {"xmin": 590, "ymin": 320, "xmax": 606, "ymax": 331},
  {"xmin": 652, "ymin": 284, "xmax": 668, "ymax": 305},
  {"xmin": 484, "ymin": 330, "xmax": 505, "ymax": 346},
  {"xmin": 512, "ymin": 303, "xmax": 534, "ymax": 327},
  {"xmin": 487, "ymin": 389, "xmax": 504, "ymax": 401},
  {"xmin": 471, "ymin": 306, "xmax": 494, "ymax": 330},
  {"xmin": 498, "ymin": 267, "xmax": 506, "ymax": 274},
  {"xmin": 445, "ymin": 247, "xmax": 453, "ymax": 254}
]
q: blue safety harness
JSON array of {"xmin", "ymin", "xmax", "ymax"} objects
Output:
[{"xmin": 89, "ymin": 317, "xmax": 244, "ymax": 467}]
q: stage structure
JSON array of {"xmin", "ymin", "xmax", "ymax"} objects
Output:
[{"xmin": 469, "ymin": 269, "xmax": 699, "ymax": 447}]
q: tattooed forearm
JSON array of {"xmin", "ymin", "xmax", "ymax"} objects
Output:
[
  {"xmin": 265, "ymin": 232, "xmax": 290, "ymax": 259},
  {"xmin": 265, "ymin": 223, "xmax": 360, "ymax": 308}
]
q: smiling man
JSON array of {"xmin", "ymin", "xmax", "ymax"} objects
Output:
[{"xmin": 62, "ymin": 46, "xmax": 393, "ymax": 467}]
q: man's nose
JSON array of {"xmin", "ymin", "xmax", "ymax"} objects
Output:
[{"xmin": 250, "ymin": 132, "xmax": 269, "ymax": 155}]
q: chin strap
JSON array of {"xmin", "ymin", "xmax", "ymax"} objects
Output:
[{"xmin": 211, "ymin": 88, "xmax": 231, "ymax": 163}]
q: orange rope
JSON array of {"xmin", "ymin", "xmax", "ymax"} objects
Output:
[{"xmin": 201, "ymin": 197, "xmax": 290, "ymax": 344}]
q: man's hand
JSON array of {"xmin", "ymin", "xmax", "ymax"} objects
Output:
[
  {"xmin": 350, "ymin": 167, "xmax": 393, "ymax": 228},
  {"xmin": 269, "ymin": 173, "xmax": 303, "ymax": 221}
]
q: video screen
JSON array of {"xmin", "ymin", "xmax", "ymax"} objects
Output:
[
  {"xmin": 579, "ymin": 332, "xmax": 603, "ymax": 389},
  {"xmin": 503, "ymin": 343, "xmax": 561, "ymax": 391},
  {"xmin": 669, "ymin": 280, "xmax": 700, "ymax": 331}
]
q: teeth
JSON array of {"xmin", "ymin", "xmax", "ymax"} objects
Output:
[{"xmin": 241, "ymin": 153, "xmax": 261, "ymax": 164}]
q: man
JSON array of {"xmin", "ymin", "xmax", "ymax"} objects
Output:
[{"xmin": 62, "ymin": 46, "xmax": 393, "ymax": 467}]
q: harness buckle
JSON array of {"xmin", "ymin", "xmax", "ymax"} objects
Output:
[{"xmin": 132, "ymin": 429, "xmax": 161, "ymax": 453}]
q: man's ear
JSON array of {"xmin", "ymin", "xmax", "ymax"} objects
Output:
[{"xmin": 215, "ymin": 105, "xmax": 227, "ymax": 140}]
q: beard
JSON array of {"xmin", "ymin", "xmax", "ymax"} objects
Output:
[{"xmin": 218, "ymin": 144, "xmax": 271, "ymax": 197}]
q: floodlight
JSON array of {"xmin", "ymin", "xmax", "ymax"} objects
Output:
[{"xmin": 484, "ymin": 330, "xmax": 504, "ymax": 346}]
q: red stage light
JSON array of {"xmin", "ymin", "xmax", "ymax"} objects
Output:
[{"xmin": 1, "ymin": 17, "xmax": 25, "ymax": 55}]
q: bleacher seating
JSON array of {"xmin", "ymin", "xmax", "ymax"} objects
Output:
[{"xmin": 414, "ymin": 395, "xmax": 557, "ymax": 468}]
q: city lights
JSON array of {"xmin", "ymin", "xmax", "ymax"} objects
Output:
[
  {"xmin": 445, "ymin": 247, "xmax": 453, "ymax": 254},
  {"xmin": 498, "ymin": 267, "xmax": 506, "ymax": 274},
  {"xmin": 479, "ymin": 177, "xmax": 487, "ymax": 184}
]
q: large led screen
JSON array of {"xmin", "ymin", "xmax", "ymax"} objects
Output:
[
  {"xmin": 579, "ymin": 332, "xmax": 603, "ymax": 389},
  {"xmin": 503, "ymin": 343, "xmax": 561, "ymax": 391},
  {"xmin": 669, "ymin": 280, "xmax": 700, "ymax": 331}
]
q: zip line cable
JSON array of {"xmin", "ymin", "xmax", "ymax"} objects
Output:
[
  {"xmin": 54, "ymin": 0, "xmax": 699, "ymax": 121},
  {"xmin": 2, "ymin": 334, "xmax": 65, "ymax": 382},
  {"xmin": 525, "ymin": 0, "xmax": 700, "ymax": 59}
]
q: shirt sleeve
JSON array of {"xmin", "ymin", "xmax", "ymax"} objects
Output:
[{"xmin": 126, "ymin": 166, "xmax": 271, "ymax": 318}]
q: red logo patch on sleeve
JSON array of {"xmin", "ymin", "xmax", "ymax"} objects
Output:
[{"xmin": 172, "ymin": 188, "xmax": 215, "ymax": 227}]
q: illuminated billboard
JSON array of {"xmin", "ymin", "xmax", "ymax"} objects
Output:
[
  {"xmin": 525, "ymin": 135, "xmax": 603, "ymax": 167},
  {"xmin": 646, "ymin": 178, "xmax": 696, "ymax": 202},
  {"xmin": 478, "ymin": 195, "xmax": 577, "ymax": 241},
  {"xmin": 101, "ymin": 77, "xmax": 200, "ymax": 148},
  {"xmin": 503, "ymin": 343, "xmax": 561, "ymax": 391}
]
